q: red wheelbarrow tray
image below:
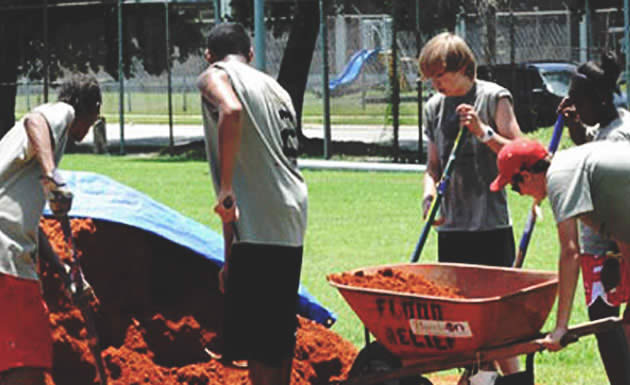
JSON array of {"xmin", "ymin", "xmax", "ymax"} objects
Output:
[{"xmin": 328, "ymin": 263, "xmax": 558, "ymax": 360}]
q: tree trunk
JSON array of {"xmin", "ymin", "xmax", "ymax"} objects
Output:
[
  {"xmin": 276, "ymin": 0, "xmax": 319, "ymax": 141},
  {"xmin": 0, "ymin": 18, "xmax": 19, "ymax": 139}
]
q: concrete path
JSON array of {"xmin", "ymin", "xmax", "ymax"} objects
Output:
[
  {"xmin": 78, "ymin": 122, "xmax": 426, "ymax": 173},
  {"xmin": 299, "ymin": 158, "xmax": 425, "ymax": 172}
]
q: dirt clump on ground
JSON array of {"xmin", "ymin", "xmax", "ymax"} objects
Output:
[
  {"xmin": 328, "ymin": 268, "xmax": 464, "ymax": 298},
  {"xmin": 39, "ymin": 218, "xmax": 357, "ymax": 385}
]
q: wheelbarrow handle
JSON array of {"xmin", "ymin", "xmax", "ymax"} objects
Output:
[{"xmin": 559, "ymin": 316, "xmax": 623, "ymax": 347}]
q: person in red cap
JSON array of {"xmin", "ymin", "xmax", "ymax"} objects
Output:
[{"xmin": 491, "ymin": 138, "xmax": 630, "ymax": 358}]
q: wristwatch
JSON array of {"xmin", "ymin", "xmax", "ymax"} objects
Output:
[{"xmin": 479, "ymin": 126, "xmax": 495, "ymax": 143}]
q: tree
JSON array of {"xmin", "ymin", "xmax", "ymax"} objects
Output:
[
  {"xmin": 230, "ymin": 0, "xmax": 321, "ymax": 142},
  {"xmin": 0, "ymin": 1, "xmax": 204, "ymax": 138},
  {"xmin": 276, "ymin": 0, "xmax": 320, "ymax": 142},
  {"xmin": 0, "ymin": 0, "xmax": 476, "ymax": 142}
]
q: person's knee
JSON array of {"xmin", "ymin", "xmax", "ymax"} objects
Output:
[{"xmin": 0, "ymin": 367, "xmax": 46, "ymax": 385}]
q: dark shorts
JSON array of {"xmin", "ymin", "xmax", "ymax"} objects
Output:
[
  {"xmin": 222, "ymin": 243, "xmax": 303, "ymax": 366},
  {"xmin": 438, "ymin": 227, "xmax": 515, "ymax": 267}
]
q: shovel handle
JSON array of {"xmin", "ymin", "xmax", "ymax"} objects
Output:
[
  {"xmin": 514, "ymin": 114, "xmax": 563, "ymax": 268},
  {"xmin": 411, "ymin": 125, "xmax": 467, "ymax": 262}
]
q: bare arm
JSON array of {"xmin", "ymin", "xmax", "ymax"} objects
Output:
[
  {"xmin": 456, "ymin": 97, "xmax": 522, "ymax": 154},
  {"xmin": 198, "ymin": 67, "xmax": 243, "ymax": 292},
  {"xmin": 555, "ymin": 218, "xmax": 581, "ymax": 329},
  {"xmin": 423, "ymin": 140, "xmax": 440, "ymax": 199},
  {"xmin": 543, "ymin": 218, "xmax": 581, "ymax": 351},
  {"xmin": 24, "ymin": 112, "xmax": 56, "ymax": 178},
  {"xmin": 197, "ymin": 67, "xmax": 243, "ymax": 223}
]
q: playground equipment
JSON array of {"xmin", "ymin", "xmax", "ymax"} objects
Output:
[
  {"xmin": 329, "ymin": 49, "xmax": 381, "ymax": 93},
  {"xmin": 327, "ymin": 48, "xmax": 414, "ymax": 97}
]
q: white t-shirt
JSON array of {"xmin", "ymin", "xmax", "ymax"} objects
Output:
[{"xmin": 0, "ymin": 102, "xmax": 74, "ymax": 280}]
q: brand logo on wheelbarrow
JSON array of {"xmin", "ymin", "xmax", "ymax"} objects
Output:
[{"xmin": 409, "ymin": 319, "xmax": 473, "ymax": 338}]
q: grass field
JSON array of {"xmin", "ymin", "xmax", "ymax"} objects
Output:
[
  {"xmin": 15, "ymin": 90, "xmax": 423, "ymax": 126},
  {"xmin": 57, "ymin": 126, "xmax": 608, "ymax": 384}
]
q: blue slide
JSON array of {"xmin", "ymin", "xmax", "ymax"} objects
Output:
[
  {"xmin": 43, "ymin": 170, "xmax": 336, "ymax": 327},
  {"xmin": 329, "ymin": 49, "xmax": 381, "ymax": 91}
]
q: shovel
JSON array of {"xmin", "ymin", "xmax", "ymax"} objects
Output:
[
  {"xmin": 43, "ymin": 216, "xmax": 109, "ymax": 385},
  {"xmin": 410, "ymin": 123, "xmax": 468, "ymax": 262},
  {"xmin": 513, "ymin": 114, "xmax": 564, "ymax": 268}
]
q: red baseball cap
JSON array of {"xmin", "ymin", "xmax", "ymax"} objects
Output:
[{"xmin": 490, "ymin": 139, "xmax": 549, "ymax": 192}]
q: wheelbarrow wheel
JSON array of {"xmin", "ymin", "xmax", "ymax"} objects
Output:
[{"xmin": 349, "ymin": 342, "xmax": 431, "ymax": 385}]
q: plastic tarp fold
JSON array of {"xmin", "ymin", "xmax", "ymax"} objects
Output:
[{"xmin": 43, "ymin": 170, "xmax": 336, "ymax": 326}]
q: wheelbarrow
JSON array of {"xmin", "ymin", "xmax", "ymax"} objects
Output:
[{"xmin": 328, "ymin": 263, "xmax": 626, "ymax": 385}]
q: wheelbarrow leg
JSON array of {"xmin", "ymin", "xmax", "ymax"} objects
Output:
[
  {"xmin": 364, "ymin": 326, "xmax": 371, "ymax": 347},
  {"xmin": 348, "ymin": 341, "xmax": 427, "ymax": 385}
]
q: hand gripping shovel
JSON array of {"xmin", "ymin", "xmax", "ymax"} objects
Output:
[
  {"xmin": 55, "ymin": 216, "xmax": 109, "ymax": 385},
  {"xmin": 410, "ymin": 124, "xmax": 468, "ymax": 262},
  {"xmin": 513, "ymin": 114, "xmax": 564, "ymax": 268}
]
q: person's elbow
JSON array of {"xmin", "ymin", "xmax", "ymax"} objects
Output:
[
  {"xmin": 23, "ymin": 112, "xmax": 48, "ymax": 140},
  {"xmin": 23, "ymin": 113, "xmax": 40, "ymax": 132},
  {"xmin": 220, "ymin": 104, "xmax": 243, "ymax": 124}
]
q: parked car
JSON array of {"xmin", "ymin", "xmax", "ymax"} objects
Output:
[{"xmin": 477, "ymin": 62, "xmax": 628, "ymax": 132}]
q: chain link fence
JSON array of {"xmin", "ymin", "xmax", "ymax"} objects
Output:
[
  {"xmin": 303, "ymin": 14, "xmax": 422, "ymax": 161},
  {"xmin": 462, "ymin": 7, "xmax": 626, "ymax": 65},
  {"xmin": 5, "ymin": 3, "xmax": 628, "ymax": 157}
]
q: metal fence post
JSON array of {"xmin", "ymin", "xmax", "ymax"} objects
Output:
[
  {"xmin": 118, "ymin": 0, "xmax": 125, "ymax": 155},
  {"xmin": 165, "ymin": 0, "xmax": 174, "ymax": 153},
  {"xmin": 43, "ymin": 0, "xmax": 49, "ymax": 102},
  {"xmin": 254, "ymin": 0, "xmax": 266, "ymax": 71},
  {"xmin": 319, "ymin": 0, "xmax": 331, "ymax": 159},
  {"xmin": 390, "ymin": 0, "xmax": 399, "ymax": 163},
  {"xmin": 625, "ymin": 0, "xmax": 630, "ymax": 109},
  {"xmin": 416, "ymin": 0, "xmax": 423, "ymax": 164}
]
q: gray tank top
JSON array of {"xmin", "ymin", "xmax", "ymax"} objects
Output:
[
  {"xmin": 423, "ymin": 80, "xmax": 512, "ymax": 231},
  {"xmin": 201, "ymin": 60, "xmax": 308, "ymax": 246}
]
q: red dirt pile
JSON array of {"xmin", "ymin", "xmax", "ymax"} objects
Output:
[
  {"xmin": 328, "ymin": 268, "xmax": 464, "ymax": 298},
  {"xmin": 39, "ymin": 218, "xmax": 357, "ymax": 385}
]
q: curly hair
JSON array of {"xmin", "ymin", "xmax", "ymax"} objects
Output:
[
  {"xmin": 574, "ymin": 51, "xmax": 621, "ymax": 106},
  {"xmin": 57, "ymin": 74, "xmax": 101, "ymax": 117}
]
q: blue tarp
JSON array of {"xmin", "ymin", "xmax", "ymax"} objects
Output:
[{"xmin": 43, "ymin": 170, "xmax": 336, "ymax": 327}]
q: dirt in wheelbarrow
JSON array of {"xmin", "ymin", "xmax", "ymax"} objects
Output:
[
  {"xmin": 328, "ymin": 268, "xmax": 464, "ymax": 298},
  {"xmin": 39, "ymin": 218, "xmax": 357, "ymax": 385}
]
